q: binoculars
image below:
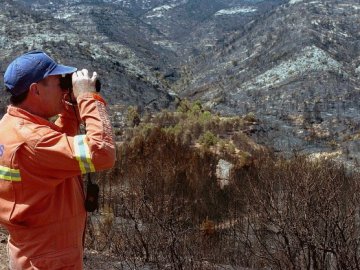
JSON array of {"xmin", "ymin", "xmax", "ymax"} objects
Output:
[{"xmin": 60, "ymin": 74, "xmax": 101, "ymax": 92}]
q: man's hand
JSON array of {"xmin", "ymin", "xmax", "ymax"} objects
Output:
[{"xmin": 72, "ymin": 69, "xmax": 97, "ymax": 98}]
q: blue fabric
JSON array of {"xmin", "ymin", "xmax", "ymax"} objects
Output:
[{"xmin": 4, "ymin": 51, "xmax": 77, "ymax": 96}]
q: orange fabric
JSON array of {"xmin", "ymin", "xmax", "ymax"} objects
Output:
[
  {"xmin": 91, "ymin": 93, "xmax": 107, "ymax": 106},
  {"xmin": 0, "ymin": 93, "xmax": 116, "ymax": 269}
]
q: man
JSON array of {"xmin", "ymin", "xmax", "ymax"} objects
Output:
[{"xmin": 0, "ymin": 51, "xmax": 116, "ymax": 269}]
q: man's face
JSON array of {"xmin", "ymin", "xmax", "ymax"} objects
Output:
[{"xmin": 36, "ymin": 75, "xmax": 65, "ymax": 118}]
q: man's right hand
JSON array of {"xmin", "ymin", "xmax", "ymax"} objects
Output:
[{"xmin": 72, "ymin": 69, "xmax": 97, "ymax": 98}]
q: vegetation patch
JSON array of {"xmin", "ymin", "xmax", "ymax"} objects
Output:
[{"xmin": 88, "ymin": 101, "xmax": 360, "ymax": 269}]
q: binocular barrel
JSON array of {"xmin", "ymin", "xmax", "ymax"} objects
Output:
[{"xmin": 60, "ymin": 74, "xmax": 101, "ymax": 92}]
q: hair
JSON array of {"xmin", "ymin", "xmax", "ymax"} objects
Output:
[{"xmin": 5, "ymin": 87, "xmax": 29, "ymax": 106}]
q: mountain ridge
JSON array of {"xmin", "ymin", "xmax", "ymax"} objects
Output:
[
  {"xmin": 2, "ymin": 0, "xmax": 360, "ymax": 158},
  {"xmin": 173, "ymin": 0, "xmax": 360, "ymax": 155}
]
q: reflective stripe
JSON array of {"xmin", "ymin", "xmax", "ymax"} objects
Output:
[
  {"xmin": 74, "ymin": 135, "xmax": 95, "ymax": 174},
  {"xmin": 0, "ymin": 165, "xmax": 21, "ymax": 182}
]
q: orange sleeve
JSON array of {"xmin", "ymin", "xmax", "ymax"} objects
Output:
[
  {"xmin": 76, "ymin": 92, "xmax": 116, "ymax": 171},
  {"xmin": 18, "ymin": 93, "xmax": 116, "ymax": 185}
]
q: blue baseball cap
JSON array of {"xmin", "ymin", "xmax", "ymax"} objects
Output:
[{"xmin": 4, "ymin": 51, "xmax": 77, "ymax": 96}]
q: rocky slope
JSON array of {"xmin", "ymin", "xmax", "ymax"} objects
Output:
[
  {"xmin": 0, "ymin": 0, "xmax": 175, "ymax": 113},
  {"xmin": 2, "ymin": 0, "xmax": 360, "ymax": 160},
  {"xmin": 177, "ymin": 0, "xmax": 360, "ymax": 157},
  {"xmin": 1, "ymin": 0, "xmax": 285, "ymax": 113}
]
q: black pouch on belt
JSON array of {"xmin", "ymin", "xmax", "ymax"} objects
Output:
[{"xmin": 85, "ymin": 174, "xmax": 99, "ymax": 212}]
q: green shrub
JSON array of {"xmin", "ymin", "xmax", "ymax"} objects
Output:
[
  {"xmin": 198, "ymin": 131, "xmax": 218, "ymax": 148},
  {"xmin": 244, "ymin": 112, "xmax": 257, "ymax": 122},
  {"xmin": 126, "ymin": 106, "xmax": 140, "ymax": 127},
  {"xmin": 176, "ymin": 99, "xmax": 192, "ymax": 113}
]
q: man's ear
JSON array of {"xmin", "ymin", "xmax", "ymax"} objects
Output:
[{"xmin": 29, "ymin": 83, "xmax": 40, "ymax": 96}]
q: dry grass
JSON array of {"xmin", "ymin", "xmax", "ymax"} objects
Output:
[{"xmin": 85, "ymin": 102, "xmax": 360, "ymax": 269}]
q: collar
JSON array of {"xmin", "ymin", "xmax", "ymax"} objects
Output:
[{"xmin": 7, "ymin": 105, "xmax": 61, "ymax": 132}]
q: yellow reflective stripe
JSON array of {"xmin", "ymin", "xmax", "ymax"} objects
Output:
[
  {"xmin": 74, "ymin": 135, "xmax": 95, "ymax": 174},
  {"xmin": 0, "ymin": 165, "xmax": 21, "ymax": 182}
]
